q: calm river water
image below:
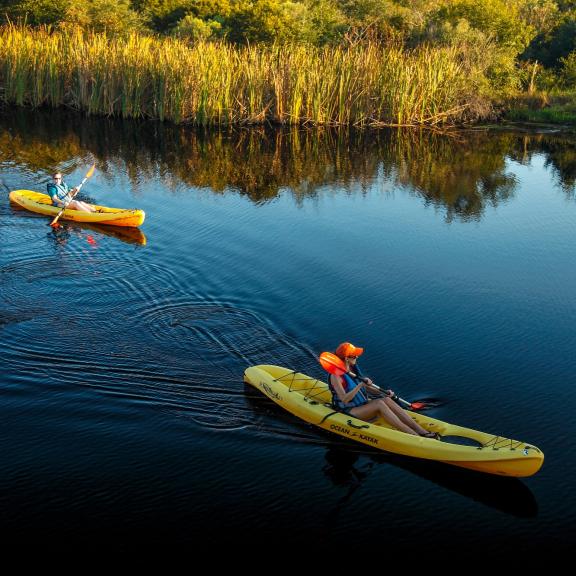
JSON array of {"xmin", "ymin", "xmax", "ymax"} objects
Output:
[{"xmin": 1, "ymin": 109, "xmax": 575, "ymax": 557}]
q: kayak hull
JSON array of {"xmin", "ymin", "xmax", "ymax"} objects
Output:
[
  {"xmin": 9, "ymin": 190, "xmax": 145, "ymax": 228},
  {"xmin": 244, "ymin": 365, "xmax": 544, "ymax": 477}
]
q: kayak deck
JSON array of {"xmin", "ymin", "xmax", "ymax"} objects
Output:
[
  {"xmin": 9, "ymin": 190, "xmax": 145, "ymax": 228},
  {"xmin": 244, "ymin": 365, "xmax": 544, "ymax": 477}
]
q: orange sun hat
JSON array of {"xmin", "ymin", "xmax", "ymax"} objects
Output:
[{"xmin": 335, "ymin": 342, "xmax": 364, "ymax": 359}]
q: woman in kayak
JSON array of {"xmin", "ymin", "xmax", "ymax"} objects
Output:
[
  {"xmin": 48, "ymin": 172, "xmax": 95, "ymax": 213},
  {"xmin": 329, "ymin": 342, "xmax": 438, "ymax": 438}
]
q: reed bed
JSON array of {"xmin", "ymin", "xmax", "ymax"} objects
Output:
[{"xmin": 0, "ymin": 25, "xmax": 475, "ymax": 126}]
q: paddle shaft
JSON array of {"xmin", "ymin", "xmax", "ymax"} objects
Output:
[
  {"xmin": 341, "ymin": 373, "xmax": 413, "ymax": 407},
  {"xmin": 49, "ymin": 165, "xmax": 95, "ymax": 227},
  {"xmin": 355, "ymin": 377, "xmax": 423, "ymax": 410},
  {"xmin": 371, "ymin": 385, "xmax": 413, "ymax": 408}
]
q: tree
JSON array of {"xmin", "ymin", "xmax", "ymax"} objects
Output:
[
  {"xmin": 430, "ymin": 0, "xmax": 536, "ymax": 53},
  {"xmin": 133, "ymin": 0, "xmax": 231, "ymax": 33},
  {"xmin": 424, "ymin": 0, "xmax": 540, "ymax": 93},
  {"xmin": 65, "ymin": 0, "xmax": 143, "ymax": 34},
  {"xmin": 525, "ymin": 14, "xmax": 576, "ymax": 67},
  {"xmin": 171, "ymin": 13, "xmax": 222, "ymax": 39},
  {"xmin": 225, "ymin": 0, "xmax": 312, "ymax": 44},
  {"xmin": 560, "ymin": 49, "xmax": 576, "ymax": 86},
  {"xmin": 304, "ymin": 0, "xmax": 347, "ymax": 44},
  {"xmin": 10, "ymin": 0, "xmax": 70, "ymax": 24}
]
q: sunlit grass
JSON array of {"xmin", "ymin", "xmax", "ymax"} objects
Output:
[
  {"xmin": 0, "ymin": 24, "xmax": 474, "ymax": 126},
  {"xmin": 504, "ymin": 93, "xmax": 576, "ymax": 126}
]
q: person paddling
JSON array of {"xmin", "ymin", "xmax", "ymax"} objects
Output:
[
  {"xmin": 328, "ymin": 342, "xmax": 439, "ymax": 438},
  {"xmin": 48, "ymin": 172, "xmax": 95, "ymax": 213}
]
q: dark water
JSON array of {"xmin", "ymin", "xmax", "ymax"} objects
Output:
[{"xmin": 1, "ymin": 109, "xmax": 576, "ymax": 556}]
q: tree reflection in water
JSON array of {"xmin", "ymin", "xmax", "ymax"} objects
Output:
[{"xmin": 1, "ymin": 108, "xmax": 575, "ymax": 220}]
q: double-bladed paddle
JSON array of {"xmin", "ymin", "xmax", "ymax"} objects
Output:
[{"xmin": 319, "ymin": 351, "xmax": 428, "ymax": 410}]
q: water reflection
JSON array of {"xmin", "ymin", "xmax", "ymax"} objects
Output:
[
  {"xmin": 322, "ymin": 443, "xmax": 537, "ymax": 519},
  {"xmin": 509, "ymin": 133, "xmax": 576, "ymax": 196},
  {"xmin": 392, "ymin": 130, "xmax": 518, "ymax": 222},
  {"xmin": 245, "ymin": 390, "xmax": 538, "ymax": 518},
  {"xmin": 1, "ymin": 108, "xmax": 575, "ymax": 220},
  {"xmin": 53, "ymin": 221, "xmax": 147, "ymax": 246}
]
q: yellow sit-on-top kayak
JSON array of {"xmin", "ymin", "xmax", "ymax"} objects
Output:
[
  {"xmin": 244, "ymin": 365, "xmax": 544, "ymax": 477},
  {"xmin": 9, "ymin": 190, "xmax": 145, "ymax": 228}
]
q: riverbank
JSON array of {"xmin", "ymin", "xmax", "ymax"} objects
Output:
[
  {"xmin": 3, "ymin": 25, "xmax": 575, "ymax": 130},
  {"xmin": 502, "ymin": 93, "xmax": 576, "ymax": 127},
  {"xmin": 0, "ymin": 25, "xmax": 487, "ymax": 127}
]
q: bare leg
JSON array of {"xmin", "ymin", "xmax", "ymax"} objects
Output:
[
  {"xmin": 68, "ymin": 200, "xmax": 95, "ymax": 213},
  {"xmin": 384, "ymin": 397, "xmax": 430, "ymax": 435},
  {"xmin": 350, "ymin": 400, "xmax": 420, "ymax": 435}
]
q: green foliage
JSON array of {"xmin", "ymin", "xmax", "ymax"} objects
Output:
[
  {"xmin": 506, "ymin": 101, "xmax": 576, "ymax": 124},
  {"xmin": 339, "ymin": 0, "xmax": 410, "ymax": 30},
  {"xmin": 137, "ymin": 0, "xmax": 194, "ymax": 32},
  {"xmin": 518, "ymin": 0, "xmax": 576, "ymax": 67},
  {"xmin": 560, "ymin": 49, "xmax": 576, "ymax": 86},
  {"xmin": 2, "ymin": 0, "xmax": 142, "ymax": 32},
  {"xmin": 65, "ymin": 0, "xmax": 143, "ymax": 34},
  {"xmin": 0, "ymin": 25, "xmax": 479, "ymax": 125},
  {"xmin": 171, "ymin": 13, "xmax": 222, "ymax": 39},
  {"xmin": 431, "ymin": 0, "xmax": 536, "ymax": 53},
  {"xmin": 556, "ymin": 0, "xmax": 576, "ymax": 9},
  {"xmin": 2, "ymin": 0, "xmax": 576, "ymax": 103},
  {"xmin": 11, "ymin": 0, "xmax": 70, "ymax": 24},
  {"xmin": 303, "ymin": 0, "xmax": 347, "ymax": 45},
  {"xmin": 136, "ymin": 0, "xmax": 231, "ymax": 33},
  {"xmin": 526, "ymin": 16, "xmax": 576, "ymax": 67},
  {"xmin": 517, "ymin": 0, "xmax": 559, "ymax": 37},
  {"xmin": 424, "ymin": 0, "xmax": 541, "ymax": 95},
  {"xmin": 225, "ymin": 1, "xmax": 312, "ymax": 44}
]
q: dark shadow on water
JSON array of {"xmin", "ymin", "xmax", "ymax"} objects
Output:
[
  {"xmin": 365, "ymin": 449, "xmax": 536, "ymax": 518},
  {"xmin": 244, "ymin": 385, "xmax": 538, "ymax": 519}
]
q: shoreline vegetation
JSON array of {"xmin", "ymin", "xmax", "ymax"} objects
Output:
[
  {"xmin": 504, "ymin": 94, "xmax": 576, "ymax": 126},
  {"xmin": 0, "ymin": 25, "xmax": 479, "ymax": 127},
  {"xmin": 1, "ymin": 0, "xmax": 576, "ymax": 129}
]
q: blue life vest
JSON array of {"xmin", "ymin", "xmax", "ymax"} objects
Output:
[
  {"xmin": 47, "ymin": 181, "xmax": 72, "ymax": 205},
  {"xmin": 329, "ymin": 370, "xmax": 369, "ymax": 411}
]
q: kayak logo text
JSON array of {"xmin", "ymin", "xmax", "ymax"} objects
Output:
[
  {"xmin": 260, "ymin": 381, "xmax": 281, "ymax": 400},
  {"xmin": 330, "ymin": 424, "xmax": 378, "ymax": 445}
]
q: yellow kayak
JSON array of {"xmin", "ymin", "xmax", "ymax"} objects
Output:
[
  {"xmin": 244, "ymin": 365, "xmax": 544, "ymax": 477},
  {"xmin": 9, "ymin": 190, "xmax": 145, "ymax": 228}
]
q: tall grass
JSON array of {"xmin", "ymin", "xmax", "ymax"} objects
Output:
[{"xmin": 0, "ymin": 25, "xmax": 478, "ymax": 126}]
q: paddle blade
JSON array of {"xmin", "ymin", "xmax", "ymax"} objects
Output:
[
  {"xmin": 86, "ymin": 164, "xmax": 96, "ymax": 179},
  {"xmin": 49, "ymin": 212, "xmax": 64, "ymax": 227},
  {"xmin": 410, "ymin": 402, "xmax": 426, "ymax": 410},
  {"xmin": 319, "ymin": 351, "xmax": 346, "ymax": 376}
]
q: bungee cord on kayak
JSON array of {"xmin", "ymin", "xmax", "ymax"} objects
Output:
[{"xmin": 244, "ymin": 363, "xmax": 544, "ymax": 477}]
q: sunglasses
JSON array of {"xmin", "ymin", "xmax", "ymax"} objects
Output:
[{"xmin": 347, "ymin": 356, "xmax": 358, "ymax": 360}]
